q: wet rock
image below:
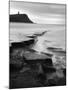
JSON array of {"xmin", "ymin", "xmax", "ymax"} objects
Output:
[
  {"xmin": 24, "ymin": 51, "xmax": 51, "ymax": 60},
  {"xmin": 42, "ymin": 64, "xmax": 56, "ymax": 73},
  {"xmin": 47, "ymin": 79, "xmax": 57, "ymax": 86},
  {"xmin": 10, "ymin": 56, "xmax": 24, "ymax": 72},
  {"xmin": 63, "ymin": 69, "xmax": 66, "ymax": 76},
  {"xmin": 11, "ymin": 39, "xmax": 34, "ymax": 48},
  {"xmin": 24, "ymin": 51, "xmax": 54, "ymax": 73},
  {"xmin": 10, "ymin": 48, "xmax": 26, "ymax": 73}
]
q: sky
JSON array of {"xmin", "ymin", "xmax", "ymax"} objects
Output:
[{"xmin": 10, "ymin": 1, "xmax": 66, "ymax": 24}]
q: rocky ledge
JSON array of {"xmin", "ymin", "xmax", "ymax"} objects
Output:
[{"xmin": 9, "ymin": 40, "xmax": 66, "ymax": 89}]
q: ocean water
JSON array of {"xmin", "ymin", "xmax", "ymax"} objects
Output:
[{"xmin": 10, "ymin": 23, "xmax": 66, "ymax": 50}]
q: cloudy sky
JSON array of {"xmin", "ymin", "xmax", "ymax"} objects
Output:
[{"xmin": 10, "ymin": 1, "xmax": 66, "ymax": 24}]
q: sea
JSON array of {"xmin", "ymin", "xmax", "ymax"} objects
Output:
[
  {"xmin": 10, "ymin": 22, "xmax": 66, "ymax": 72},
  {"xmin": 10, "ymin": 23, "xmax": 66, "ymax": 49}
]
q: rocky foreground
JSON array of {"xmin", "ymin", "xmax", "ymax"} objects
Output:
[{"xmin": 9, "ymin": 39, "xmax": 66, "ymax": 89}]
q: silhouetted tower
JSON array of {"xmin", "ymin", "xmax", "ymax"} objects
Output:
[{"xmin": 18, "ymin": 11, "xmax": 20, "ymax": 15}]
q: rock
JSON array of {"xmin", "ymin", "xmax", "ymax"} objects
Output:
[
  {"xmin": 63, "ymin": 69, "xmax": 66, "ymax": 76},
  {"xmin": 10, "ymin": 48, "xmax": 26, "ymax": 73},
  {"xmin": 10, "ymin": 56, "xmax": 24, "ymax": 72},
  {"xmin": 47, "ymin": 79, "xmax": 57, "ymax": 86},
  {"xmin": 10, "ymin": 40, "xmax": 55, "ymax": 75},
  {"xmin": 42, "ymin": 65, "xmax": 56, "ymax": 73},
  {"xmin": 11, "ymin": 39, "xmax": 34, "ymax": 49},
  {"xmin": 24, "ymin": 51, "xmax": 51, "ymax": 60},
  {"xmin": 10, "ymin": 14, "xmax": 33, "ymax": 23}
]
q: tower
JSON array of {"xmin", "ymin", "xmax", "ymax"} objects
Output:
[{"xmin": 18, "ymin": 11, "xmax": 20, "ymax": 15}]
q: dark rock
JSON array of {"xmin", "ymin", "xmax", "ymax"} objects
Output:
[
  {"xmin": 10, "ymin": 56, "xmax": 24, "ymax": 73},
  {"xmin": 42, "ymin": 65, "xmax": 56, "ymax": 73},
  {"xmin": 10, "ymin": 50, "xmax": 26, "ymax": 73},
  {"xmin": 63, "ymin": 69, "xmax": 66, "ymax": 76},
  {"xmin": 43, "ymin": 58, "xmax": 53, "ymax": 66},
  {"xmin": 47, "ymin": 79, "xmax": 57, "ymax": 86},
  {"xmin": 47, "ymin": 47, "xmax": 66, "ymax": 55},
  {"xmin": 10, "ymin": 63, "xmax": 22, "ymax": 72},
  {"xmin": 47, "ymin": 47, "xmax": 62, "ymax": 51},
  {"xmin": 36, "ymin": 73, "xmax": 46, "ymax": 85},
  {"xmin": 41, "ymin": 52, "xmax": 53, "ymax": 57},
  {"xmin": 11, "ymin": 39, "xmax": 34, "ymax": 49},
  {"xmin": 10, "ymin": 14, "xmax": 33, "ymax": 23},
  {"xmin": 42, "ymin": 59, "xmax": 56, "ymax": 73},
  {"xmin": 10, "ymin": 39, "xmax": 35, "ymax": 56}
]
